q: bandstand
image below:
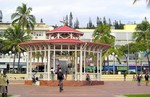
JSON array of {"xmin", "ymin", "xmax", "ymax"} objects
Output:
[{"xmin": 19, "ymin": 25, "xmax": 111, "ymax": 86}]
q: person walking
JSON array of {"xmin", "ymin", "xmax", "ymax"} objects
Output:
[
  {"xmin": 50, "ymin": 67, "xmax": 55, "ymax": 81},
  {"xmin": 0, "ymin": 71, "xmax": 9, "ymax": 97},
  {"xmin": 57, "ymin": 69, "xmax": 64, "ymax": 92},
  {"xmin": 137, "ymin": 74, "xmax": 142, "ymax": 86},
  {"xmin": 144, "ymin": 73, "xmax": 149, "ymax": 86},
  {"xmin": 123, "ymin": 72, "xmax": 127, "ymax": 81},
  {"xmin": 86, "ymin": 74, "xmax": 92, "ymax": 85}
]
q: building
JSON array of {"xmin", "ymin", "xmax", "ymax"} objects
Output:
[{"xmin": 0, "ymin": 21, "xmax": 149, "ymax": 73}]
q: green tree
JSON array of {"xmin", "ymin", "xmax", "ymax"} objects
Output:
[
  {"xmin": 65, "ymin": 15, "xmax": 68, "ymax": 26},
  {"xmin": 69, "ymin": 12, "xmax": 73, "ymax": 27},
  {"xmin": 74, "ymin": 18, "xmax": 79, "ymax": 28},
  {"xmin": 92, "ymin": 23, "xmax": 122, "ymax": 74},
  {"xmin": 11, "ymin": 3, "xmax": 36, "ymax": 34},
  {"xmin": 2, "ymin": 24, "xmax": 32, "ymax": 72},
  {"xmin": 133, "ymin": 20, "xmax": 150, "ymax": 72},
  {"xmin": 103, "ymin": 17, "xmax": 107, "ymax": 24},
  {"xmin": 87, "ymin": 17, "xmax": 95, "ymax": 29},
  {"xmin": 118, "ymin": 42, "xmax": 140, "ymax": 74},
  {"xmin": 96, "ymin": 17, "xmax": 100, "ymax": 27}
]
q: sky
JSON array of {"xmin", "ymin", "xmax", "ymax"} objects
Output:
[{"xmin": 0, "ymin": 0, "xmax": 150, "ymax": 27}]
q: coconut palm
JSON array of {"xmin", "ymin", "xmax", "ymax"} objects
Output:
[
  {"xmin": 92, "ymin": 23, "xmax": 123, "ymax": 74},
  {"xmin": 2, "ymin": 24, "xmax": 32, "ymax": 72},
  {"xmin": 11, "ymin": 3, "xmax": 36, "ymax": 34},
  {"xmin": 133, "ymin": 0, "xmax": 150, "ymax": 7},
  {"xmin": 133, "ymin": 20, "xmax": 150, "ymax": 72}
]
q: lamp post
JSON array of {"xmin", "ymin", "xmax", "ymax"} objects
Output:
[{"xmin": 8, "ymin": 51, "xmax": 12, "ymax": 73}]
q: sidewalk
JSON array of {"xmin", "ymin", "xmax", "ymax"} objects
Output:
[{"xmin": 8, "ymin": 81, "xmax": 150, "ymax": 97}]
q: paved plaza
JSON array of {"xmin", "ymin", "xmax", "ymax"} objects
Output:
[{"xmin": 8, "ymin": 80, "xmax": 150, "ymax": 97}]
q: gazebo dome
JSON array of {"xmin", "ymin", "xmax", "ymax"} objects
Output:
[{"xmin": 46, "ymin": 25, "xmax": 83, "ymax": 40}]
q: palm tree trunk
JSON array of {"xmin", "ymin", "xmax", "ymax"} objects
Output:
[
  {"xmin": 13, "ymin": 53, "xmax": 16, "ymax": 73},
  {"xmin": 103, "ymin": 61, "xmax": 106, "ymax": 74},
  {"xmin": 145, "ymin": 51, "xmax": 150, "ymax": 72},
  {"xmin": 107, "ymin": 57, "xmax": 110, "ymax": 74},
  {"xmin": 17, "ymin": 52, "xmax": 21, "ymax": 73}
]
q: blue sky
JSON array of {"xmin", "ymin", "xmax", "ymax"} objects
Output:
[{"xmin": 0, "ymin": 0, "xmax": 150, "ymax": 27}]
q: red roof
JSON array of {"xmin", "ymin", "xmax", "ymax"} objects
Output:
[
  {"xmin": 47, "ymin": 25, "xmax": 83, "ymax": 35},
  {"xmin": 19, "ymin": 39, "xmax": 84, "ymax": 45},
  {"xmin": 18, "ymin": 38, "xmax": 111, "ymax": 48}
]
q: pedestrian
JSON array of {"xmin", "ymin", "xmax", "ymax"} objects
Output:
[
  {"xmin": 123, "ymin": 72, "xmax": 127, "ymax": 81},
  {"xmin": 137, "ymin": 74, "xmax": 142, "ymax": 86},
  {"xmin": 56, "ymin": 64, "xmax": 61, "ymax": 74},
  {"xmin": 0, "ymin": 71, "xmax": 9, "ymax": 97},
  {"xmin": 57, "ymin": 69, "xmax": 64, "ymax": 92},
  {"xmin": 133, "ymin": 74, "xmax": 136, "ymax": 81},
  {"xmin": 51, "ymin": 67, "xmax": 55, "ymax": 80},
  {"xmin": 86, "ymin": 74, "xmax": 92, "ymax": 85},
  {"xmin": 32, "ymin": 75, "xmax": 36, "ymax": 85},
  {"xmin": 144, "ymin": 73, "xmax": 149, "ymax": 86}
]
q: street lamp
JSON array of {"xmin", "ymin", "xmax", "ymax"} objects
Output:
[
  {"xmin": 8, "ymin": 51, "xmax": 12, "ymax": 73},
  {"xmin": 114, "ymin": 55, "xmax": 118, "ymax": 74}
]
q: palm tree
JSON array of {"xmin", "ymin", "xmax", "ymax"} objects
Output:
[
  {"xmin": 133, "ymin": 0, "xmax": 150, "ymax": 7},
  {"xmin": 11, "ymin": 3, "xmax": 36, "ymax": 34},
  {"xmin": 133, "ymin": 20, "xmax": 150, "ymax": 72},
  {"xmin": 92, "ymin": 23, "xmax": 122, "ymax": 74},
  {"xmin": 2, "ymin": 24, "xmax": 32, "ymax": 72}
]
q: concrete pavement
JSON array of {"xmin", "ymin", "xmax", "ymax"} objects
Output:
[{"xmin": 7, "ymin": 80, "xmax": 150, "ymax": 97}]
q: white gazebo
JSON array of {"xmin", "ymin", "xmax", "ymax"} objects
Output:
[{"xmin": 19, "ymin": 25, "xmax": 110, "ymax": 82}]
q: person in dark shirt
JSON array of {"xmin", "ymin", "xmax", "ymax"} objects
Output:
[
  {"xmin": 86, "ymin": 74, "xmax": 92, "ymax": 85},
  {"xmin": 137, "ymin": 74, "xmax": 142, "ymax": 86},
  {"xmin": 57, "ymin": 69, "xmax": 64, "ymax": 92},
  {"xmin": 144, "ymin": 73, "xmax": 149, "ymax": 86},
  {"xmin": 123, "ymin": 72, "xmax": 127, "ymax": 81}
]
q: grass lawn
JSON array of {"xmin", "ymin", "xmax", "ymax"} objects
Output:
[
  {"xmin": 0, "ymin": 94, "xmax": 12, "ymax": 97},
  {"xmin": 125, "ymin": 94, "xmax": 150, "ymax": 97}
]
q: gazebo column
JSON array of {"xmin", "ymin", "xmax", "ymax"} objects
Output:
[
  {"xmin": 44, "ymin": 46, "xmax": 47, "ymax": 79},
  {"xmin": 26, "ymin": 50, "xmax": 29, "ymax": 79},
  {"xmin": 74, "ymin": 45, "xmax": 77, "ymax": 81},
  {"xmin": 29, "ymin": 50, "xmax": 32, "ymax": 80},
  {"xmin": 47, "ymin": 45, "xmax": 50, "ymax": 80},
  {"xmin": 83, "ymin": 49, "xmax": 86, "ymax": 75},
  {"xmin": 79, "ymin": 45, "xmax": 83, "ymax": 81},
  {"xmin": 57, "ymin": 33, "xmax": 60, "ymax": 39},
  {"xmin": 99, "ymin": 49, "xmax": 103, "ymax": 80},
  {"xmin": 97, "ymin": 51, "xmax": 99, "ymax": 80},
  {"xmin": 53, "ymin": 44, "xmax": 56, "ymax": 71}
]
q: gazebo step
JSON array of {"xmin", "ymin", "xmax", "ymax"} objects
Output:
[{"xmin": 24, "ymin": 80, "xmax": 104, "ymax": 86}]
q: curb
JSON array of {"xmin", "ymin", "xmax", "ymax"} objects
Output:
[
  {"xmin": 11, "ymin": 95, "xmax": 20, "ymax": 97},
  {"xmin": 115, "ymin": 95, "xmax": 127, "ymax": 97}
]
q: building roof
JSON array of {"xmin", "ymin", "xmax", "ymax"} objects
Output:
[
  {"xmin": 46, "ymin": 25, "xmax": 84, "ymax": 35},
  {"xmin": 19, "ymin": 38, "xmax": 111, "ymax": 47},
  {"xmin": 19, "ymin": 39, "xmax": 84, "ymax": 45}
]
